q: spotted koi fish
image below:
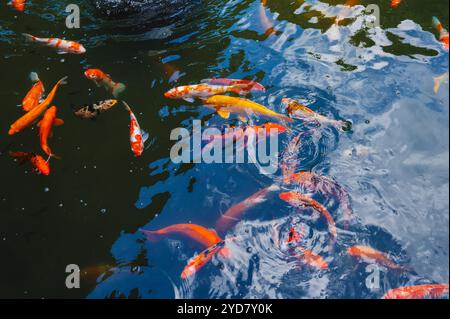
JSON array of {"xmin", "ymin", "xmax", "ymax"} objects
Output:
[
  {"xmin": 383, "ymin": 284, "xmax": 449, "ymax": 299},
  {"xmin": 84, "ymin": 69, "xmax": 126, "ymax": 98},
  {"xmin": 201, "ymin": 78, "xmax": 266, "ymax": 93},
  {"xmin": 181, "ymin": 240, "xmax": 226, "ymax": 279},
  {"xmin": 123, "ymin": 102, "xmax": 148, "ymax": 157},
  {"xmin": 432, "ymin": 17, "xmax": 449, "ymax": 50},
  {"xmin": 164, "ymin": 83, "xmax": 256, "ymax": 103},
  {"xmin": 9, "ymin": 151, "xmax": 50, "ymax": 176},
  {"xmin": 22, "ymin": 34, "xmax": 86, "ymax": 54},
  {"xmin": 279, "ymin": 192, "xmax": 337, "ymax": 242},
  {"xmin": 9, "ymin": 76, "xmax": 67, "ymax": 136},
  {"xmin": 38, "ymin": 106, "xmax": 64, "ymax": 158},
  {"xmin": 73, "ymin": 100, "xmax": 118, "ymax": 119},
  {"xmin": 282, "ymin": 98, "xmax": 351, "ymax": 131},
  {"xmin": 22, "ymin": 72, "xmax": 45, "ymax": 112},
  {"xmin": 347, "ymin": 246, "xmax": 408, "ymax": 271},
  {"xmin": 9, "ymin": 0, "xmax": 26, "ymax": 12}
]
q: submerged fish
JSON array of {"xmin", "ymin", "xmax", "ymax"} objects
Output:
[
  {"xmin": 282, "ymin": 98, "xmax": 351, "ymax": 131},
  {"xmin": 204, "ymin": 95, "xmax": 293, "ymax": 122},
  {"xmin": 181, "ymin": 240, "xmax": 226, "ymax": 279},
  {"xmin": 216, "ymin": 184, "xmax": 280, "ymax": 233},
  {"xmin": 84, "ymin": 69, "xmax": 126, "ymax": 98},
  {"xmin": 279, "ymin": 192, "xmax": 337, "ymax": 242},
  {"xmin": 9, "ymin": 0, "xmax": 26, "ymax": 12},
  {"xmin": 22, "ymin": 72, "xmax": 45, "ymax": 112},
  {"xmin": 38, "ymin": 106, "xmax": 64, "ymax": 158},
  {"xmin": 140, "ymin": 224, "xmax": 223, "ymax": 249},
  {"xmin": 295, "ymin": 247, "xmax": 329, "ymax": 270},
  {"xmin": 73, "ymin": 100, "xmax": 118, "ymax": 119},
  {"xmin": 347, "ymin": 246, "xmax": 407, "ymax": 271},
  {"xmin": 382, "ymin": 284, "xmax": 449, "ymax": 299},
  {"xmin": 390, "ymin": 0, "xmax": 402, "ymax": 8},
  {"xmin": 9, "ymin": 151, "xmax": 50, "ymax": 176},
  {"xmin": 432, "ymin": 16, "xmax": 449, "ymax": 50},
  {"xmin": 9, "ymin": 76, "xmax": 67, "ymax": 136},
  {"xmin": 164, "ymin": 83, "xmax": 255, "ymax": 103},
  {"xmin": 123, "ymin": 102, "xmax": 148, "ymax": 157},
  {"xmin": 201, "ymin": 78, "xmax": 266, "ymax": 93},
  {"xmin": 23, "ymin": 34, "xmax": 86, "ymax": 54}
]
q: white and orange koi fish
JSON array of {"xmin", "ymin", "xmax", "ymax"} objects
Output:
[
  {"xmin": 123, "ymin": 102, "xmax": 148, "ymax": 157},
  {"xmin": 22, "ymin": 33, "xmax": 86, "ymax": 54}
]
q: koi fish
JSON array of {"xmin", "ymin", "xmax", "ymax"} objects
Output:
[
  {"xmin": 164, "ymin": 83, "xmax": 255, "ymax": 103},
  {"xmin": 9, "ymin": 151, "xmax": 50, "ymax": 176},
  {"xmin": 383, "ymin": 284, "xmax": 449, "ymax": 299},
  {"xmin": 204, "ymin": 95, "xmax": 293, "ymax": 122},
  {"xmin": 22, "ymin": 72, "xmax": 45, "ymax": 112},
  {"xmin": 140, "ymin": 224, "xmax": 223, "ymax": 249},
  {"xmin": 390, "ymin": 0, "xmax": 402, "ymax": 8},
  {"xmin": 22, "ymin": 34, "xmax": 86, "ymax": 54},
  {"xmin": 123, "ymin": 102, "xmax": 148, "ymax": 157},
  {"xmin": 181, "ymin": 241, "xmax": 226, "ymax": 279},
  {"xmin": 280, "ymin": 132, "xmax": 303, "ymax": 181},
  {"xmin": 73, "ymin": 100, "xmax": 118, "ymax": 119},
  {"xmin": 296, "ymin": 247, "xmax": 329, "ymax": 270},
  {"xmin": 347, "ymin": 246, "xmax": 407, "ymax": 271},
  {"xmin": 38, "ymin": 106, "xmax": 64, "ymax": 158},
  {"xmin": 9, "ymin": 76, "xmax": 68, "ymax": 136},
  {"xmin": 208, "ymin": 123, "xmax": 287, "ymax": 142},
  {"xmin": 216, "ymin": 184, "xmax": 280, "ymax": 233},
  {"xmin": 84, "ymin": 69, "xmax": 126, "ymax": 98},
  {"xmin": 282, "ymin": 98, "xmax": 351, "ymax": 131},
  {"xmin": 434, "ymin": 72, "xmax": 449, "ymax": 93},
  {"xmin": 284, "ymin": 171, "xmax": 353, "ymax": 225},
  {"xmin": 201, "ymin": 78, "xmax": 266, "ymax": 93},
  {"xmin": 279, "ymin": 192, "xmax": 337, "ymax": 242},
  {"xmin": 432, "ymin": 17, "xmax": 449, "ymax": 50},
  {"xmin": 9, "ymin": 0, "xmax": 26, "ymax": 12}
]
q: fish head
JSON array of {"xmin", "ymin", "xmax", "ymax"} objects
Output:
[
  {"xmin": 164, "ymin": 87, "xmax": 182, "ymax": 98},
  {"xmin": 32, "ymin": 156, "xmax": 50, "ymax": 176},
  {"xmin": 84, "ymin": 69, "xmax": 103, "ymax": 80},
  {"xmin": 261, "ymin": 122, "xmax": 287, "ymax": 134},
  {"xmin": 78, "ymin": 44, "xmax": 87, "ymax": 54}
]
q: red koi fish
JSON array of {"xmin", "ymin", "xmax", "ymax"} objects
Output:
[
  {"xmin": 23, "ymin": 34, "xmax": 86, "ymax": 54},
  {"xmin": 347, "ymin": 246, "xmax": 408, "ymax": 271},
  {"xmin": 164, "ymin": 83, "xmax": 255, "ymax": 103},
  {"xmin": 432, "ymin": 17, "xmax": 449, "ymax": 50},
  {"xmin": 284, "ymin": 171, "xmax": 353, "ymax": 225},
  {"xmin": 9, "ymin": 0, "xmax": 26, "ymax": 12},
  {"xmin": 38, "ymin": 106, "xmax": 64, "ymax": 158},
  {"xmin": 22, "ymin": 72, "xmax": 45, "ymax": 112},
  {"xmin": 84, "ymin": 69, "xmax": 126, "ymax": 98},
  {"xmin": 140, "ymin": 224, "xmax": 223, "ymax": 249},
  {"xmin": 383, "ymin": 284, "xmax": 449, "ymax": 299},
  {"xmin": 9, "ymin": 151, "xmax": 50, "ymax": 176},
  {"xmin": 216, "ymin": 184, "xmax": 280, "ymax": 233},
  {"xmin": 279, "ymin": 192, "xmax": 337, "ymax": 242},
  {"xmin": 181, "ymin": 241, "xmax": 226, "ymax": 279},
  {"xmin": 390, "ymin": 0, "xmax": 402, "ymax": 8},
  {"xmin": 201, "ymin": 78, "xmax": 266, "ymax": 93},
  {"xmin": 296, "ymin": 247, "xmax": 329, "ymax": 270},
  {"xmin": 123, "ymin": 102, "xmax": 148, "ymax": 157}
]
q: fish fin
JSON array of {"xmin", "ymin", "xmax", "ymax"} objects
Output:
[
  {"xmin": 56, "ymin": 50, "xmax": 68, "ymax": 55},
  {"xmin": 50, "ymin": 154, "xmax": 62, "ymax": 160},
  {"xmin": 434, "ymin": 77, "xmax": 441, "ymax": 93},
  {"xmin": 53, "ymin": 118, "xmax": 64, "ymax": 126},
  {"xmin": 36, "ymin": 120, "xmax": 41, "ymax": 127},
  {"xmin": 93, "ymin": 80, "xmax": 102, "ymax": 87},
  {"xmin": 217, "ymin": 111, "xmax": 230, "ymax": 119},
  {"xmin": 112, "ymin": 83, "xmax": 126, "ymax": 98},
  {"xmin": 29, "ymin": 72, "xmax": 40, "ymax": 83},
  {"xmin": 142, "ymin": 130, "xmax": 150, "ymax": 144},
  {"xmin": 183, "ymin": 97, "xmax": 195, "ymax": 103},
  {"xmin": 57, "ymin": 76, "xmax": 68, "ymax": 86},
  {"xmin": 22, "ymin": 33, "xmax": 36, "ymax": 42},
  {"xmin": 238, "ymin": 116, "xmax": 248, "ymax": 123},
  {"xmin": 122, "ymin": 101, "xmax": 132, "ymax": 112}
]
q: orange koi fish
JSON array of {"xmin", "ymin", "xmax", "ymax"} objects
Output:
[
  {"xmin": 284, "ymin": 171, "xmax": 353, "ymax": 225},
  {"xmin": 22, "ymin": 34, "xmax": 86, "ymax": 54},
  {"xmin": 390, "ymin": 0, "xmax": 402, "ymax": 8},
  {"xmin": 279, "ymin": 192, "xmax": 337, "ymax": 241},
  {"xmin": 9, "ymin": 0, "xmax": 26, "ymax": 12},
  {"xmin": 123, "ymin": 102, "xmax": 148, "ymax": 157},
  {"xmin": 296, "ymin": 247, "xmax": 329, "ymax": 270},
  {"xmin": 9, "ymin": 151, "xmax": 50, "ymax": 176},
  {"xmin": 216, "ymin": 184, "xmax": 280, "ymax": 233},
  {"xmin": 204, "ymin": 95, "xmax": 293, "ymax": 122},
  {"xmin": 140, "ymin": 224, "xmax": 223, "ymax": 249},
  {"xmin": 164, "ymin": 83, "xmax": 255, "ymax": 103},
  {"xmin": 22, "ymin": 72, "xmax": 45, "ymax": 112},
  {"xmin": 201, "ymin": 78, "xmax": 266, "ymax": 93},
  {"xmin": 181, "ymin": 240, "xmax": 226, "ymax": 279},
  {"xmin": 38, "ymin": 106, "xmax": 64, "ymax": 158},
  {"xmin": 282, "ymin": 98, "xmax": 351, "ymax": 131},
  {"xmin": 347, "ymin": 246, "xmax": 407, "ymax": 270},
  {"xmin": 432, "ymin": 17, "xmax": 449, "ymax": 50},
  {"xmin": 84, "ymin": 69, "xmax": 126, "ymax": 98},
  {"xmin": 383, "ymin": 284, "xmax": 449, "ymax": 299},
  {"xmin": 9, "ymin": 76, "xmax": 67, "ymax": 136}
]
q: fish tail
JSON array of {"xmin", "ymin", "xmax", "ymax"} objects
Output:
[
  {"xmin": 432, "ymin": 17, "xmax": 443, "ymax": 31},
  {"xmin": 22, "ymin": 33, "xmax": 37, "ymax": 42},
  {"xmin": 50, "ymin": 153, "xmax": 61, "ymax": 160},
  {"xmin": 29, "ymin": 72, "xmax": 40, "ymax": 83},
  {"xmin": 57, "ymin": 76, "xmax": 68, "ymax": 86},
  {"xmin": 139, "ymin": 229, "xmax": 159, "ymax": 241},
  {"xmin": 112, "ymin": 82, "xmax": 126, "ymax": 98}
]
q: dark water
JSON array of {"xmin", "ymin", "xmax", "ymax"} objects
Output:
[{"xmin": 0, "ymin": 0, "xmax": 448, "ymax": 298}]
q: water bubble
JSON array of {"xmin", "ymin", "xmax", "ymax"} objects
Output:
[
  {"xmin": 246, "ymin": 247, "xmax": 253, "ymax": 253},
  {"xmin": 44, "ymin": 188, "xmax": 49, "ymax": 192},
  {"xmin": 100, "ymin": 208, "xmax": 107, "ymax": 214}
]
